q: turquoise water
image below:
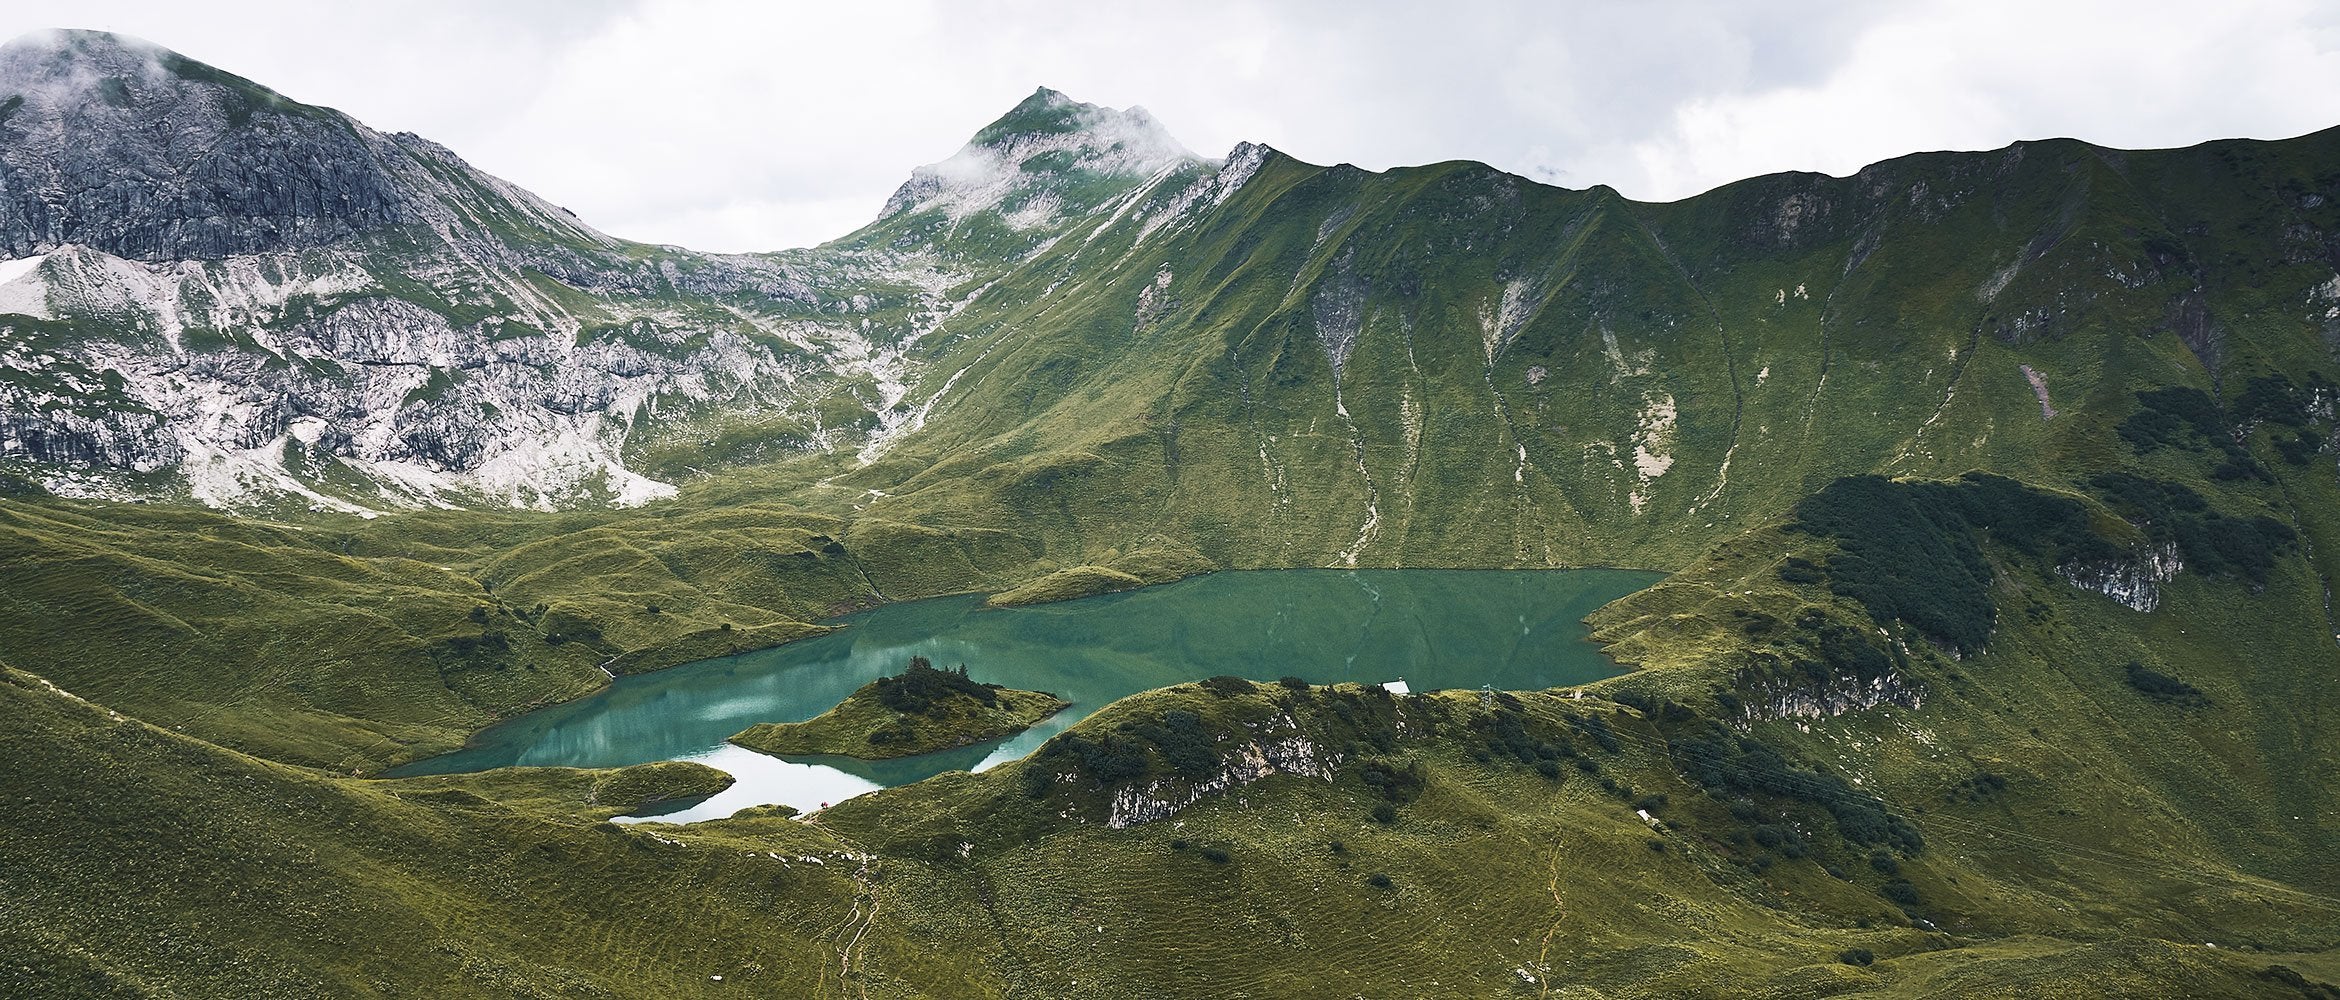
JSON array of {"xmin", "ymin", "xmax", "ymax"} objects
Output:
[{"xmin": 389, "ymin": 569, "xmax": 1658, "ymax": 820}]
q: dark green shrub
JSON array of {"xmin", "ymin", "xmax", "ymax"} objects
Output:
[
  {"xmin": 1278, "ymin": 676, "xmax": 1311, "ymax": 691},
  {"xmin": 1839, "ymin": 948, "xmax": 1875, "ymax": 967},
  {"xmin": 2089, "ymin": 473, "xmax": 2294, "ymax": 585},
  {"xmin": 1199, "ymin": 675, "xmax": 1255, "ymax": 698},
  {"xmin": 2234, "ymin": 374, "xmax": 2309, "ymax": 427},
  {"xmin": 1371, "ymin": 802, "xmax": 1398, "ymax": 825},
  {"xmin": 1199, "ymin": 846, "xmax": 1230, "ymax": 864},
  {"xmin": 1022, "ymin": 729, "xmax": 1149, "ymax": 796},
  {"xmin": 2278, "ymin": 429, "xmax": 2324, "ymax": 465},
  {"xmin": 1130, "ymin": 709, "xmax": 1216, "ymax": 777},
  {"xmin": 1571, "ymin": 714, "xmax": 1622, "ymax": 753},
  {"xmin": 1778, "ymin": 557, "xmax": 1826, "ymax": 584},
  {"xmin": 874, "ymin": 656, "xmax": 999, "ymax": 714},
  {"xmin": 1355, "ymin": 759, "xmax": 1425, "ymax": 803},
  {"xmin": 2118, "ymin": 386, "xmax": 2231, "ymax": 453},
  {"xmin": 1367, "ymin": 873, "xmax": 1394, "ymax": 889},
  {"xmin": 1670, "ymin": 725, "xmax": 1923, "ymax": 855},
  {"xmin": 2125, "ymin": 661, "xmax": 2210, "ymax": 706},
  {"xmin": 1945, "ymin": 772, "xmax": 2009, "ymax": 802},
  {"xmin": 1791, "ymin": 473, "xmax": 2119, "ymax": 652}
]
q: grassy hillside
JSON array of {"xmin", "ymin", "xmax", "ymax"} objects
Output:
[
  {"xmin": 11, "ymin": 475, "xmax": 2340, "ymax": 996},
  {"xmin": 0, "ymin": 496, "xmax": 1094, "ymax": 771},
  {"xmin": 0, "ymin": 664, "xmax": 885, "ymax": 998},
  {"xmin": 775, "ymin": 127, "xmax": 2340, "ymax": 576}
]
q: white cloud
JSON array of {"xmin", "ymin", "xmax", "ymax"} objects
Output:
[
  {"xmin": 1617, "ymin": 0, "xmax": 2340, "ymax": 200},
  {"xmin": 18, "ymin": 0, "xmax": 2340, "ymax": 250}
]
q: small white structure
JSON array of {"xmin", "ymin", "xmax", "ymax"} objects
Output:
[{"xmin": 1381, "ymin": 678, "xmax": 1410, "ymax": 695}]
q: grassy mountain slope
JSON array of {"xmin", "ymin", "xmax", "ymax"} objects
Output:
[
  {"xmin": 802, "ymin": 128, "xmax": 2340, "ymax": 573},
  {"xmin": 11, "ymin": 472, "xmax": 2340, "ymax": 996},
  {"xmin": 0, "ymin": 665, "xmax": 886, "ymax": 998},
  {"xmin": 0, "ymin": 495, "xmax": 1066, "ymax": 770}
]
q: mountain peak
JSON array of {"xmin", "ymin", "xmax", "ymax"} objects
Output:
[
  {"xmin": 2, "ymin": 27, "xmax": 158, "ymax": 58},
  {"xmin": 0, "ymin": 28, "xmax": 168, "ymax": 95},
  {"xmin": 0, "ymin": 27, "xmax": 412, "ymax": 262},
  {"xmin": 972, "ymin": 86, "xmax": 1181, "ymax": 155},
  {"xmin": 879, "ymin": 87, "xmax": 1199, "ymax": 230},
  {"xmin": 0, "ymin": 28, "xmax": 302, "ymax": 113}
]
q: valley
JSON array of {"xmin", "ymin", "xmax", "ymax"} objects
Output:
[{"xmin": 3, "ymin": 26, "xmax": 2340, "ymax": 998}]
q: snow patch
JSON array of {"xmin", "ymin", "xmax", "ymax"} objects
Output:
[
  {"xmin": 0, "ymin": 253, "xmax": 49, "ymax": 318},
  {"xmin": 0, "ymin": 253, "xmax": 48, "ymax": 287}
]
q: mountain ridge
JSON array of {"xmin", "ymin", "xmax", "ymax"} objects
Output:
[{"xmin": 0, "ymin": 25, "xmax": 2330, "ymax": 531}]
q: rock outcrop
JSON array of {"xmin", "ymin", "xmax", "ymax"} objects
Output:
[{"xmin": 2059, "ymin": 542, "xmax": 2183, "ymax": 612}]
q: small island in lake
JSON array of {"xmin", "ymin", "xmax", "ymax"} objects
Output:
[{"xmin": 730, "ymin": 656, "xmax": 1070, "ymax": 760}]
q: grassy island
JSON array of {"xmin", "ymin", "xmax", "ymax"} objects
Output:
[{"xmin": 730, "ymin": 657, "xmax": 1069, "ymax": 760}]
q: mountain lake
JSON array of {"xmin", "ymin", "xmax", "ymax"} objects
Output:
[{"xmin": 388, "ymin": 568, "xmax": 1662, "ymax": 821}]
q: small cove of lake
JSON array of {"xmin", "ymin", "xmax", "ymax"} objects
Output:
[{"xmin": 388, "ymin": 568, "xmax": 1661, "ymax": 821}]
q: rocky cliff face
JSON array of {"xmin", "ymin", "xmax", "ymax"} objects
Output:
[
  {"xmin": 0, "ymin": 33, "xmax": 1221, "ymax": 511},
  {"xmin": 1735, "ymin": 665, "xmax": 1925, "ymax": 724},
  {"xmin": 2058, "ymin": 542, "xmax": 2184, "ymax": 612},
  {"xmin": 0, "ymin": 30, "xmax": 410, "ymax": 262},
  {"xmin": 1104, "ymin": 728, "xmax": 1338, "ymax": 828}
]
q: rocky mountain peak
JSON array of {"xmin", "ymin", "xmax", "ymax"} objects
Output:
[
  {"xmin": 2, "ymin": 28, "xmax": 155, "ymax": 83},
  {"xmin": 970, "ymin": 86, "xmax": 1176, "ymax": 150},
  {"xmin": 0, "ymin": 28, "xmax": 410, "ymax": 262},
  {"xmin": 878, "ymin": 86, "xmax": 1201, "ymax": 229}
]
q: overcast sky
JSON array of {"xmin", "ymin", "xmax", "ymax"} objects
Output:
[{"xmin": 22, "ymin": 0, "xmax": 2340, "ymax": 251}]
